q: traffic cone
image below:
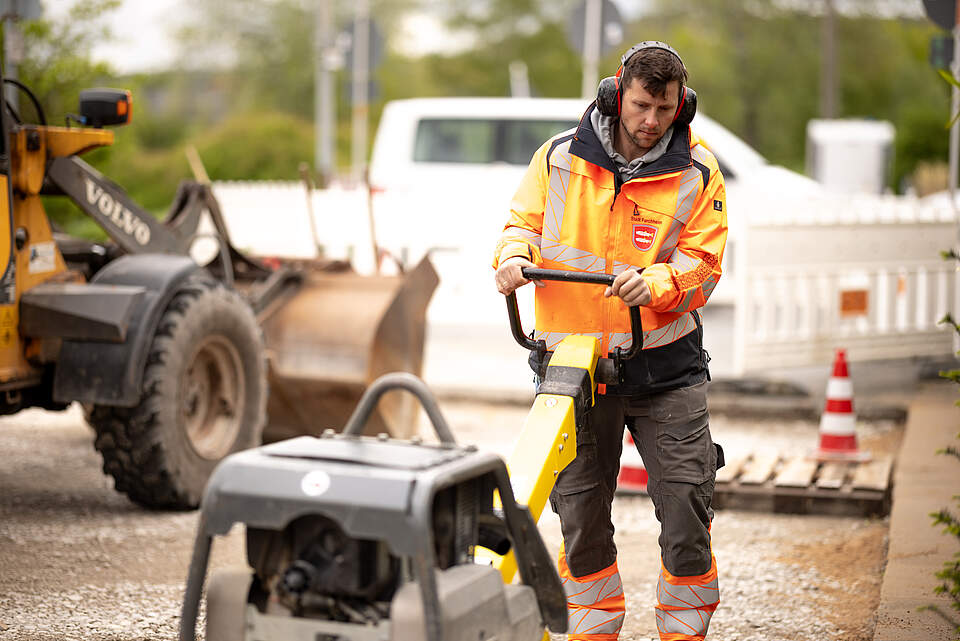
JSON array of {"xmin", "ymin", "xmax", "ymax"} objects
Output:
[
  {"xmin": 812, "ymin": 349, "xmax": 871, "ymax": 462},
  {"xmin": 617, "ymin": 432, "xmax": 648, "ymax": 493}
]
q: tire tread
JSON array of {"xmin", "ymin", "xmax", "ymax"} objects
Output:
[{"xmin": 89, "ymin": 276, "xmax": 266, "ymax": 509}]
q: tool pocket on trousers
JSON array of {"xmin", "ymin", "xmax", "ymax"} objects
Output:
[{"xmin": 653, "ymin": 383, "xmax": 714, "ymax": 484}]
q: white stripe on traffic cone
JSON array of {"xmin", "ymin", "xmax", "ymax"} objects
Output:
[{"xmin": 617, "ymin": 432, "xmax": 648, "ymax": 494}]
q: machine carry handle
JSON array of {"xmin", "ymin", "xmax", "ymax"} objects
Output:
[
  {"xmin": 342, "ymin": 372, "xmax": 456, "ymax": 444},
  {"xmin": 505, "ymin": 266, "xmax": 644, "ymax": 364}
]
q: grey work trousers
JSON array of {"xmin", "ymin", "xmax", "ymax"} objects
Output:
[{"xmin": 548, "ymin": 381, "xmax": 719, "ymax": 578}]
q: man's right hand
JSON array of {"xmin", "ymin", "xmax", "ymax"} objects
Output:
[{"xmin": 495, "ymin": 257, "xmax": 543, "ymax": 295}]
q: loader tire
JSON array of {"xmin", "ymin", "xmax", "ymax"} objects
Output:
[{"xmin": 88, "ymin": 275, "xmax": 267, "ymax": 509}]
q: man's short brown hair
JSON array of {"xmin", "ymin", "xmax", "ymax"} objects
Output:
[{"xmin": 621, "ymin": 47, "xmax": 687, "ymax": 98}]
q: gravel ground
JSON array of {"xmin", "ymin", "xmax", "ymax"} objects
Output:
[
  {"xmin": 0, "ymin": 400, "xmax": 901, "ymax": 641},
  {"xmin": 439, "ymin": 400, "xmax": 899, "ymax": 641}
]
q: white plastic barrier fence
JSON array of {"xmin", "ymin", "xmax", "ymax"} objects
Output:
[{"xmin": 733, "ymin": 221, "xmax": 958, "ymax": 374}]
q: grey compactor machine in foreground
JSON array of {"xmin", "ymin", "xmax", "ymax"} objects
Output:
[{"xmin": 179, "ymin": 373, "xmax": 568, "ymax": 641}]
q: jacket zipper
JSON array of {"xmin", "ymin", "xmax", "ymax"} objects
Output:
[{"xmin": 610, "ymin": 171, "xmax": 623, "ymax": 211}]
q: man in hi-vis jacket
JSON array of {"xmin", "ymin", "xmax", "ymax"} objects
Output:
[{"xmin": 493, "ymin": 41, "xmax": 727, "ymax": 641}]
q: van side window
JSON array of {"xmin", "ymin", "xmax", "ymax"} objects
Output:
[
  {"xmin": 414, "ymin": 119, "xmax": 495, "ymax": 163},
  {"xmin": 413, "ymin": 119, "xmax": 577, "ymax": 165},
  {"xmin": 502, "ymin": 120, "xmax": 577, "ymax": 165}
]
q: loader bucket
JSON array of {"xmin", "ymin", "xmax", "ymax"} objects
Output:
[{"xmin": 259, "ymin": 256, "xmax": 438, "ymax": 441}]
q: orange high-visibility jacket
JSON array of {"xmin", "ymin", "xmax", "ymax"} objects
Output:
[{"xmin": 493, "ymin": 104, "xmax": 727, "ymax": 392}]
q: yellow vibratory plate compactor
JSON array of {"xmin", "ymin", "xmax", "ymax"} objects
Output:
[{"xmin": 180, "ymin": 267, "xmax": 644, "ymax": 641}]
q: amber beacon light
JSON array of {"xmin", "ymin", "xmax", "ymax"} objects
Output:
[{"xmin": 77, "ymin": 88, "xmax": 132, "ymax": 127}]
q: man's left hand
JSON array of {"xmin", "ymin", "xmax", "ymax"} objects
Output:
[{"xmin": 605, "ymin": 269, "xmax": 651, "ymax": 307}]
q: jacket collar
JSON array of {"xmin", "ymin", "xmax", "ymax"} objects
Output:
[{"xmin": 569, "ymin": 102, "xmax": 693, "ymax": 180}]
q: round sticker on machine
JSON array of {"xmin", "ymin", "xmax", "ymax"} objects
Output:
[{"xmin": 300, "ymin": 470, "xmax": 331, "ymax": 497}]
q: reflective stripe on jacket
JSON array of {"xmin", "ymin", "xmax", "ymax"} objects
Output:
[{"xmin": 493, "ymin": 103, "xmax": 727, "ymax": 393}]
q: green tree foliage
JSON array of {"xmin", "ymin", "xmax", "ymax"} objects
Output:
[
  {"xmin": 6, "ymin": 2, "xmax": 325, "ymax": 238},
  {"xmin": 433, "ymin": 0, "xmax": 581, "ymax": 97},
  {"xmin": 639, "ymin": 0, "xmax": 944, "ymax": 182},
  {"xmin": 157, "ymin": 0, "xmax": 956, "ymax": 190},
  {"xmin": 837, "ymin": 16, "xmax": 948, "ymax": 190},
  {"xmin": 191, "ymin": 111, "xmax": 315, "ymax": 181},
  {"xmin": 930, "ymin": 489, "xmax": 960, "ymax": 636},
  {"xmin": 654, "ymin": 1, "xmax": 820, "ymax": 167},
  {"xmin": 173, "ymin": 1, "xmax": 315, "ymax": 119},
  {"xmin": 387, "ymin": 20, "xmax": 581, "ymax": 101},
  {"xmin": 8, "ymin": 0, "xmax": 956, "ymax": 242},
  {"xmin": 174, "ymin": 0, "xmax": 418, "ymax": 118},
  {"xmin": 13, "ymin": 0, "xmax": 120, "ymax": 124},
  {"xmin": 3, "ymin": 0, "xmax": 122, "ymax": 237},
  {"xmin": 171, "ymin": 0, "xmax": 419, "ymax": 171}
]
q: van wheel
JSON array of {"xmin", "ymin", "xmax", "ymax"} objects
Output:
[{"xmin": 88, "ymin": 276, "xmax": 267, "ymax": 509}]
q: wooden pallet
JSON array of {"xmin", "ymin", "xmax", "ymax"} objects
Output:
[{"xmin": 712, "ymin": 452, "xmax": 893, "ymax": 517}]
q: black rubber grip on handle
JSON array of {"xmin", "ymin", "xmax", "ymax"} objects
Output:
[
  {"xmin": 521, "ymin": 267, "xmax": 615, "ymax": 286},
  {"xmin": 504, "ymin": 268, "xmax": 644, "ymax": 360}
]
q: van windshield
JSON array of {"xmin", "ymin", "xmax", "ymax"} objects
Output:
[{"xmin": 413, "ymin": 118, "xmax": 577, "ymax": 165}]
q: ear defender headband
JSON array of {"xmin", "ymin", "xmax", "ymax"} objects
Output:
[{"xmin": 596, "ymin": 40, "xmax": 697, "ymax": 126}]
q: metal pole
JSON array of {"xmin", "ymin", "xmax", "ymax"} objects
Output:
[
  {"xmin": 315, "ymin": 0, "xmax": 334, "ymax": 186},
  {"xmin": 950, "ymin": 10, "xmax": 960, "ymax": 221},
  {"xmin": 351, "ymin": 0, "xmax": 370, "ymax": 186},
  {"xmin": 509, "ymin": 60, "xmax": 530, "ymax": 98},
  {"xmin": 819, "ymin": 0, "xmax": 836, "ymax": 119},
  {"xmin": 0, "ymin": 24, "xmax": 15, "ymax": 308},
  {"xmin": 580, "ymin": 0, "xmax": 602, "ymax": 99},
  {"xmin": 3, "ymin": 18, "xmax": 21, "ymax": 113},
  {"xmin": 952, "ymin": 4, "xmax": 960, "ymax": 356}
]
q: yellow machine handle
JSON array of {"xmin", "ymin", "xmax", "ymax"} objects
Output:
[
  {"xmin": 479, "ymin": 268, "xmax": 647, "ymax": 641},
  {"xmin": 477, "ymin": 334, "xmax": 601, "ymax": 583}
]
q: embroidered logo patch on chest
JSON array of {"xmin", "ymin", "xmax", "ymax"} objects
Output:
[{"xmin": 632, "ymin": 224, "xmax": 657, "ymax": 251}]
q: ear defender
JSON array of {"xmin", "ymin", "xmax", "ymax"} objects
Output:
[
  {"xmin": 674, "ymin": 87, "xmax": 697, "ymax": 126},
  {"xmin": 595, "ymin": 40, "xmax": 697, "ymax": 125},
  {"xmin": 596, "ymin": 75, "xmax": 620, "ymax": 117}
]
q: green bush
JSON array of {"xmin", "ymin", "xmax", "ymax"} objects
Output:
[
  {"xmin": 45, "ymin": 110, "xmax": 316, "ymax": 239},
  {"xmin": 192, "ymin": 111, "xmax": 315, "ymax": 181}
]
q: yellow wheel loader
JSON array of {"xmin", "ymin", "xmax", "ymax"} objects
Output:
[{"xmin": 0, "ymin": 78, "xmax": 436, "ymax": 509}]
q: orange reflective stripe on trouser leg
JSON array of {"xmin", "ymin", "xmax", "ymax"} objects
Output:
[
  {"xmin": 655, "ymin": 556, "xmax": 720, "ymax": 641},
  {"xmin": 559, "ymin": 543, "xmax": 625, "ymax": 640}
]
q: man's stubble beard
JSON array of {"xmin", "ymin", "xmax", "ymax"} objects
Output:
[{"xmin": 619, "ymin": 118, "xmax": 657, "ymax": 157}]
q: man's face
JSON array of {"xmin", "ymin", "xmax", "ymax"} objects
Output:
[{"xmin": 618, "ymin": 78, "xmax": 681, "ymax": 155}]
